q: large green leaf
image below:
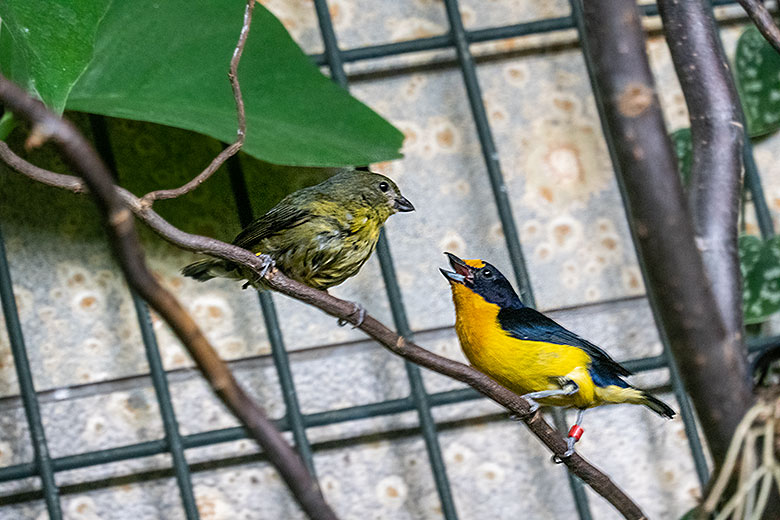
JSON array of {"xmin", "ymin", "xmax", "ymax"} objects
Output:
[
  {"xmin": 739, "ymin": 235, "xmax": 780, "ymax": 324},
  {"xmin": 0, "ymin": 0, "xmax": 111, "ymax": 114},
  {"xmin": 735, "ymin": 26, "xmax": 780, "ymax": 138},
  {"xmin": 65, "ymin": 0, "xmax": 402, "ymax": 167},
  {"xmin": 670, "ymin": 127, "xmax": 692, "ymax": 186}
]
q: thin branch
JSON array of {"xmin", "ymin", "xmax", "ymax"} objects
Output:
[
  {"xmin": 138, "ymin": 0, "xmax": 254, "ymax": 207},
  {"xmin": 576, "ymin": 0, "xmax": 754, "ymax": 467},
  {"xmin": 0, "ymin": 142, "xmax": 87, "ymax": 193},
  {"xmin": 0, "ymin": 138, "xmax": 648, "ymax": 520},
  {"xmin": 0, "ymin": 76, "xmax": 339, "ymax": 520},
  {"xmin": 738, "ymin": 0, "xmax": 780, "ymax": 55}
]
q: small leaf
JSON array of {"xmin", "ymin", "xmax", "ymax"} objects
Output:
[
  {"xmin": 65, "ymin": 0, "xmax": 403, "ymax": 167},
  {"xmin": 0, "ymin": 0, "xmax": 112, "ymax": 114},
  {"xmin": 735, "ymin": 26, "xmax": 780, "ymax": 138},
  {"xmin": 678, "ymin": 508, "xmax": 701, "ymax": 520},
  {"xmin": 0, "ymin": 112, "xmax": 16, "ymax": 140},
  {"xmin": 739, "ymin": 235, "xmax": 780, "ymax": 324},
  {"xmin": 670, "ymin": 128, "xmax": 692, "ymax": 186}
]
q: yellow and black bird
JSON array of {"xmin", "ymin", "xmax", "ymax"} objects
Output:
[
  {"xmin": 440, "ymin": 253, "xmax": 674, "ymax": 457},
  {"xmin": 183, "ymin": 168, "xmax": 414, "ymax": 317}
]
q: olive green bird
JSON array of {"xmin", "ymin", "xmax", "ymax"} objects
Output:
[{"xmin": 182, "ymin": 167, "xmax": 414, "ymax": 298}]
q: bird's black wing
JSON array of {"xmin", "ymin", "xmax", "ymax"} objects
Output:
[
  {"xmin": 232, "ymin": 203, "xmax": 313, "ymax": 249},
  {"xmin": 497, "ymin": 306, "xmax": 632, "ymax": 377}
]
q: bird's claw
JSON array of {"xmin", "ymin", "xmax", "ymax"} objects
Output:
[
  {"xmin": 256, "ymin": 254, "xmax": 275, "ymax": 278},
  {"xmin": 552, "ymin": 433, "xmax": 577, "ymax": 463},
  {"xmin": 564, "ymin": 436, "xmax": 576, "ymax": 457},
  {"xmin": 521, "ymin": 396, "xmax": 541, "ymax": 415},
  {"xmin": 507, "ymin": 397, "xmax": 539, "ymax": 422},
  {"xmin": 244, "ymin": 255, "xmax": 275, "ymax": 289},
  {"xmin": 551, "ymin": 453, "xmax": 568, "ymax": 464},
  {"xmin": 338, "ymin": 302, "xmax": 365, "ymax": 328}
]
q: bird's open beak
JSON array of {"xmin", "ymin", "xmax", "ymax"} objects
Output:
[
  {"xmin": 440, "ymin": 252, "xmax": 474, "ymax": 286},
  {"xmin": 394, "ymin": 196, "xmax": 415, "ymax": 212}
]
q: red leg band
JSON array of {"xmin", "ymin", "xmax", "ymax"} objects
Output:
[{"xmin": 568, "ymin": 424, "xmax": 584, "ymax": 442}]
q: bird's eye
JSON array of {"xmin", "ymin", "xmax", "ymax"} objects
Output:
[
  {"xmin": 378, "ymin": 181, "xmax": 390, "ymax": 192},
  {"xmin": 482, "ymin": 269, "xmax": 493, "ymax": 278}
]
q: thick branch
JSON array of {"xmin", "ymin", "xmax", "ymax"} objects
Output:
[
  {"xmin": 1, "ymin": 142, "xmax": 646, "ymax": 520},
  {"xmin": 577, "ymin": 0, "xmax": 754, "ymax": 467},
  {"xmin": 0, "ymin": 76, "xmax": 338, "ymax": 520},
  {"xmin": 658, "ymin": 0, "xmax": 746, "ymax": 350},
  {"xmin": 138, "ymin": 0, "xmax": 253, "ymax": 206},
  {"xmin": 738, "ymin": 0, "xmax": 780, "ymax": 55}
]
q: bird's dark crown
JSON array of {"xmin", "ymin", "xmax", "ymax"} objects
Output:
[{"xmin": 441, "ymin": 253, "xmax": 524, "ymax": 308}]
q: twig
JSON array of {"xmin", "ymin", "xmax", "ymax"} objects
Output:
[
  {"xmin": 0, "ymin": 143, "xmax": 87, "ymax": 193},
  {"xmin": 575, "ymin": 0, "xmax": 754, "ymax": 467},
  {"xmin": 0, "ymin": 76, "xmax": 339, "ymax": 520},
  {"xmin": 738, "ymin": 0, "xmax": 780, "ymax": 55},
  {"xmin": 138, "ymin": 0, "xmax": 254, "ymax": 207},
  {"xmin": 0, "ymin": 141, "xmax": 649, "ymax": 519}
]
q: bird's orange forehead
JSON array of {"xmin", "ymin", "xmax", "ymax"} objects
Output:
[{"xmin": 463, "ymin": 259, "xmax": 485, "ymax": 268}]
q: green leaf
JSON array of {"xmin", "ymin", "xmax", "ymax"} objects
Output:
[
  {"xmin": 0, "ymin": 0, "xmax": 111, "ymax": 114},
  {"xmin": 670, "ymin": 127, "xmax": 692, "ymax": 186},
  {"xmin": 678, "ymin": 508, "xmax": 701, "ymax": 520},
  {"xmin": 65, "ymin": 0, "xmax": 403, "ymax": 167},
  {"xmin": 739, "ymin": 235, "xmax": 780, "ymax": 324},
  {"xmin": 0, "ymin": 112, "xmax": 16, "ymax": 140},
  {"xmin": 735, "ymin": 26, "xmax": 780, "ymax": 138}
]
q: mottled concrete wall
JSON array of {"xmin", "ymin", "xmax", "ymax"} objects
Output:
[{"xmin": 1, "ymin": 1, "xmax": 779, "ymax": 519}]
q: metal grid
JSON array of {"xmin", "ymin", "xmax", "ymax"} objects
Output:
[{"xmin": 0, "ymin": 1, "xmax": 778, "ymax": 518}]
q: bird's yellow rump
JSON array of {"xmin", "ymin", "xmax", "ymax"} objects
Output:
[
  {"xmin": 440, "ymin": 253, "xmax": 674, "ymax": 456},
  {"xmin": 182, "ymin": 168, "xmax": 414, "ymax": 291}
]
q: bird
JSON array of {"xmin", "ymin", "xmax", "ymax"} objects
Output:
[
  {"xmin": 440, "ymin": 252, "xmax": 675, "ymax": 458},
  {"xmin": 182, "ymin": 168, "xmax": 414, "ymax": 323}
]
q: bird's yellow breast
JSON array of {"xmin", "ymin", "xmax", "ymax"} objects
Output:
[{"xmin": 450, "ymin": 284, "xmax": 597, "ymax": 408}]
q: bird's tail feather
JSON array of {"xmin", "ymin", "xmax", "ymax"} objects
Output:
[
  {"xmin": 641, "ymin": 393, "xmax": 675, "ymax": 419},
  {"xmin": 182, "ymin": 259, "xmax": 223, "ymax": 282}
]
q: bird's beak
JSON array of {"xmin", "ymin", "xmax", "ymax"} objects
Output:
[
  {"xmin": 440, "ymin": 252, "xmax": 475, "ymax": 286},
  {"xmin": 393, "ymin": 196, "xmax": 415, "ymax": 212}
]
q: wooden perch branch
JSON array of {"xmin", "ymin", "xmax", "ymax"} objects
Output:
[
  {"xmin": 0, "ymin": 117, "xmax": 647, "ymax": 520},
  {"xmin": 737, "ymin": 0, "xmax": 780, "ymax": 55},
  {"xmin": 138, "ymin": 0, "xmax": 254, "ymax": 207},
  {"xmin": 577, "ymin": 0, "xmax": 753, "ymax": 467},
  {"xmin": 0, "ymin": 75, "xmax": 339, "ymax": 520}
]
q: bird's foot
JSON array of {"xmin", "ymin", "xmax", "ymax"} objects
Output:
[
  {"xmin": 256, "ymin": 253, "xmax": 275, "ymax": 278},
  {"xmin": 552, "ymin": 424, "xmax": 583, "ymax": 463},
  {"xmin": 552, "ymin": 453, "xmax": 568, "ymax": 464},
  {"xmin": 552, "ymin": 441, "xmax": 576, "ymax": 464},
  {"xmin": 521, "ymin": 395, "xmax": 541, "ymax": 415},
  {"xmin": 509, "ymin": 398, "xmax": 539, "ymax": 422},
  {"xmin": 244, "ymin": 255, "xmax": 275, "ymax": 289},
  {"xmin": 338, "ymin": 302, "xmax": 365, "ymax": 328},
  {"xmin": 563, "ymin": 436, "xmax": 577, "ymax": 458}
]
